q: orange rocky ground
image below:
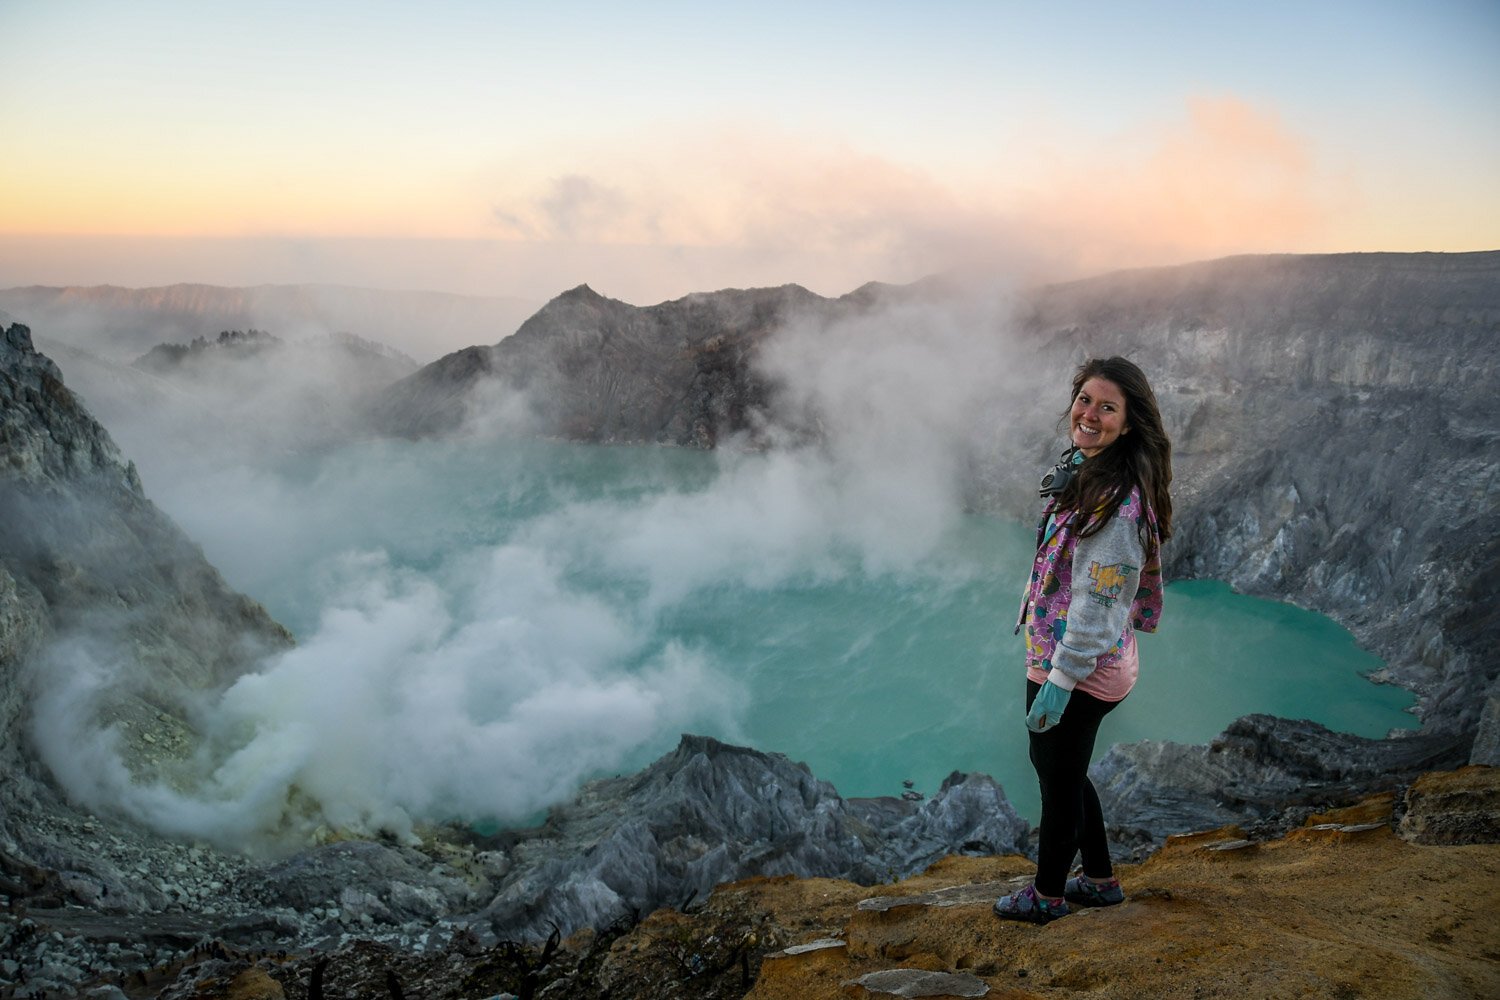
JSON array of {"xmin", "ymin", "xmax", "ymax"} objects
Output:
[{"xmin": 741, "ymin": 768, "xmax": 1500, "ymax": 1000}]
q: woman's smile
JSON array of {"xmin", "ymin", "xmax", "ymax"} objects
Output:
[{"xmin": 1070, "ymin": 377, "xmax": 1129, "ymax": 457}]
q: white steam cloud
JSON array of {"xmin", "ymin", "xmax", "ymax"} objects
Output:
[{"xmin": 31, "ymin": 289, "xmax": 1036, "ymax": 847}]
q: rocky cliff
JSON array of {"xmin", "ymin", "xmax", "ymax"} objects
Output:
[
  {"xmin": 370, "ymin": 282, "xmax": 896, "ymax": 446},
  {"xmin": 0, "ymin": 324, "xmax": 293, "ymax": 780},
  {"xmin": 961, "ymin": 252, "xmax": 1500, "ymax": 840},
  {"xmin": 1009, "ymin": 252, "xmax": 1500, "ymax": 739},
  {"xmin": 1, "ymin": 321, "xmax": 295, "ymax": 992}
]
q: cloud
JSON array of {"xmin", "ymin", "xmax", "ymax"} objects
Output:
[
  {"xmin": 32, "ymin": 545, "xmax": 742, "ymax": 845},
  {"xmin": 485, "ymin": 128, "xmax": 980, "ymax": 256},
  {"xmin": 483, "ymin": 96, "xmax": 1339, "ymax": 291},
  {"xmin": 1010, "ymin": 96, "xmax": 1338, "ymax": 269},
  {"xmin": 493, "ymin": 174, "xmax": 634, "ymax": 242}
]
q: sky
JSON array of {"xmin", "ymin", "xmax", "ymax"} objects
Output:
[{"xmin": 1, "ymin": 0, "xmax": 1497, "ymax": 304}]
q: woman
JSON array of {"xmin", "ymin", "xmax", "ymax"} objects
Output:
[{"xmin": 993, "ymin": 356, "xmax": 1173, "ymax": 924}]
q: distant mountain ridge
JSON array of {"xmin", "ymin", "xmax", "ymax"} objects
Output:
[
  {"xmin": 0, "ymin": 282, "xmax": 538, "ymax": 363},
  {"xmin": 370, "ymin": 279, "xmax": 917, "ymax": 445}
]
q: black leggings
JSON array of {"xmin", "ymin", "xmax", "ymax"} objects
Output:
[{"xmin": 1026, "ymin": 679, "xmax": 1121, "ymax": 897}]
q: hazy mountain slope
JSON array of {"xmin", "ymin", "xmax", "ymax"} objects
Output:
[
  {"xmin": 371, "ymin": 282, "xmax": 886, "ymax": 445},
  {"xmin": 0, "ymin": 282, "xmax": 537, "ymax": 363},
  {"xmin": 0, "ymin": 322, "xmax": 292, "ymax": 831}
]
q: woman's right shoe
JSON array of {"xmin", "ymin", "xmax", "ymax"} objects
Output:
[
  {"xmin": 993, "ymin": 884, "xmax": 1070, "ymax": 924},
  {"xmin": 1063, "ymin": 874, "xmax": 1124, "ymax": 907}
]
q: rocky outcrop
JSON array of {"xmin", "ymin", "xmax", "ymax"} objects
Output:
[
  {"xmin": 0, "ymin": 322, "xmax": 292, "ymax": 900},
  {"xmin": 0, "ymin": 322, "xmax": 291, "ymax": 721},
  {"xmin": 1088, "ymin": 714, "xmax": 1473, "ymax": 846},
  {"xmin": 370, "ymin": 283, "xmax": 880, "ymax": 446},
  {"xmin": 33, "ymin": 326, "xmax": 419, "ymax": 479},
  {"xmin": 472, "ymin": 736, "xmax": 1028, "ymax": 943},
  {"xmin": 130, "ymin": 326, "xmax": 414, "ymax": 382}
]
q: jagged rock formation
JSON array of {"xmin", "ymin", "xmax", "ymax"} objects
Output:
[
  {"xmin": 1, "ymin": 321, "xmax": 294, "ymax": 990},
  {"xmin": 470, "ymin": 736, "xmax": 1028, "ymax": 943},
  {"xmin": 370, "ymin": 283, "xmax": 892, "ymax": 446},
  {"xmin": 0, "ymin": 323, "xmax": 292, "ymax": 777},
  {"xmin": 1089, "ymin": 714, "xmax": 1473, "ymax": 845},
  {"xmin": 0, "ymin": 283, "xmax": 536, "ymax": 363}
]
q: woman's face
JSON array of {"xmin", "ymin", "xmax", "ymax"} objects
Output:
[{"xmin": 1070, "ymin": 376, "xmax": 1129, "ymax": 457}]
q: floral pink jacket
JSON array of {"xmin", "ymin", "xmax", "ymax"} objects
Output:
[{"xmin": 1015, "ymin": 484, "xmax": 1164, "ymax": 699}]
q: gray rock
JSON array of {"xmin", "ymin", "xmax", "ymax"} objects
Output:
[
  {"xmin": 1091, "ymin": 713, "xmax": 1471, "ymax": 843},
  {"xmin": 370, "ymin": 282, "xmax": 885, "ymax": 446},
  {"xmin": 4, "ymin": 254, "xmax": 1499, "ymax": 991},
  {"xmin": 0, "ymin": 321, "xmax": 293, "ymax": 801},
  {"xmin": 847, "ymin": 968, "xmax": 990, "ymax": 997},
  {"xmin": 1470, "ymin": 677, "xmax": 1500, "ymax": 766},
  {"xmin": 248, "ymin": 839, "xmax": 480, "ymax": 923},
  {"xmin": 474, "ymin": 735, "xmax": 1029, "ymax": 942}
]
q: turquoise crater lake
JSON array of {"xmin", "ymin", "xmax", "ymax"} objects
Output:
[{"xmin": 165, "ymin": 437, "xmax": 1417, "ymax": 826}]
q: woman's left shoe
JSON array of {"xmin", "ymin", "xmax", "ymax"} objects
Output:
[{"xmin": 993, "ymin": 884, "xmax": 1070, "ymax": 924}]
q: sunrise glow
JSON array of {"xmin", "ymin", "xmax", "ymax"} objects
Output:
[{"xmin": 1, "ymin": 0, "xmax": 1496, "ymax": 302}]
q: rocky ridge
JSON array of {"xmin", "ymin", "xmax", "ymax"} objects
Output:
[
  {"xmin": 0, "ymin": 323, "xmax": 293, "ymax": 780},
  {"xmin": 370, "ymin": 282, "xmax": 896, "ymax": 446}
]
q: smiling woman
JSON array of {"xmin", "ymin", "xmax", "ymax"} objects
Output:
[{"xmin": 1070, "ymin": 376, "xmax": 1129, "ymax": 455}]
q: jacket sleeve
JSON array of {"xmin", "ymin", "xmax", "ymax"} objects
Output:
[{"xmin": 1047, "ymin": 512, "xmax": 1145, "ymax": 689}]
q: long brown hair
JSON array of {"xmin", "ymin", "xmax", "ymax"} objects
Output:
[{"xmin": 1054, "ymin": 356, "xmax": 1174, "ymax": 546}]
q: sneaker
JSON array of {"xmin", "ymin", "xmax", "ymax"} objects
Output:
[
  {"xmin": 1063, "ymin": 873, "xmax": 1124, "ymax": 907},
  {"xmin": 993, "ymin": 884, "xmax": 1070, "ymax": 924}
]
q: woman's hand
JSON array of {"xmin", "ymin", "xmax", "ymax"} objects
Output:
[{"xmin": 1026, "ymin": 681, "xmax": 1071, "ymax": 733}]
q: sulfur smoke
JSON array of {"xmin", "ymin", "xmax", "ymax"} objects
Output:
[{"xmin": 29, "ymin": 289, "xmax": 1036, "ymax": 846}]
